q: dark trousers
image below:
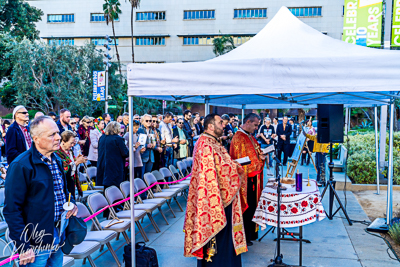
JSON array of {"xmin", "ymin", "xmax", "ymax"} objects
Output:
[
  {"xmin": 243, "ymin": 176, "xmax": 259, "ymax": 242},
  {"xmin": 277, "ymin": 143, "xmax": 290, "ymax": 165},
  {"xmin": 315, "ymin": 152, "xmax": 326, "ymax": 182},
  {"xmin": 198, "ymin": 204, "xmax": 242, "ymax": 267}
]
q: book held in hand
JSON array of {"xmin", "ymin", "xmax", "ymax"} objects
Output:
[
  {"xmin": 262, "ymin": 145, "xmax": 275, "ymax": 154},
  {"xmin": 235, "ymin": 156, "xmax": 251, "ymax": 166},
  {"xmin": 138, "ymin": 134, "xmax": 147, "ymax": 146}
]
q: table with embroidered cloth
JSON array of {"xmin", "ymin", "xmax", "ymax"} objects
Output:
[{"xmin": 252, "ymin": 179, "xmax": 326, "ymax": 266}]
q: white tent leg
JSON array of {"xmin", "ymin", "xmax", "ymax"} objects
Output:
[
  {"xmin": 386, "ymin": 102, "xmax": 394, "ymax": 224},
  {"xmin": 345, "ymin": 107, "xmax": 349, "ymax": 135},
  {"xmin": 374, "ymin": 106, "xmax": 380, "ymax": 195},
  {"xmin": 128, "ymin": 96, "xmax": 136, "ymax": 267},
  {"xmin": 241, "ymin": 104, "xmax": 245, "ymax": 124},
  {"xmin": 379, "ymin": 105, "xmax": 388, "ymax": 169},
  {"xmin": 205, "ymin": 99, "xmax": 210, "ymax": 116}
]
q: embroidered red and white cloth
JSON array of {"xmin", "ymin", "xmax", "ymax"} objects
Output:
[{"xmin": 253, "ymin": 180, "xmax": 326, "ymax": 230}]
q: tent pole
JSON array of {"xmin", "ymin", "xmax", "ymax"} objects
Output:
[
  {"xmin": 386, "ymin": 100, "xmax": 394, "ymax": 225},
  {"xmin": 205, "ymin": 98, "xmax": 209, "ymax": 116},
  {"xmin": 379, "ymin": 105, "xmax": 388, "ymax": 169},
  {"xmin": 128, "ymin": 96, "xmax": 136, "ymax": 267},
  {"xmin": 241, "ymin": 104, "xmax": 245, "ymax": 124},
  {"xmin": 374, "ymin": 105, "xmax": 380, "ymax": 195},
  {"xmin": 383, "ymin": 0, "xmax": 393, "ymax": 49},
  {"xmin": 345, "ymin": 107, "xmax": 349, "ymax": 135}
]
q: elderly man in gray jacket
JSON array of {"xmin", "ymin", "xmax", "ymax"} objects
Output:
[{"xmin": 137, "ymin": 114, "xmax": 158, "ymax": 178}]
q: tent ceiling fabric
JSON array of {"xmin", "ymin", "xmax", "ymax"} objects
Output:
[{"xmin": 127, "ymin": 6, "xmax": 399, "ymax": 107}]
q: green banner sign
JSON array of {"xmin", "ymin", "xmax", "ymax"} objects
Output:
[
  {"xmin": 392, "ymin": 0, "xmax": 400, "ymax": 47},
  {"xmin": 108, "ymin": 105, "xmax": 117, "ymax": 109},
  {"xmin": 342, "ymin": 0, "xmax": 383, "ymax": 47}
]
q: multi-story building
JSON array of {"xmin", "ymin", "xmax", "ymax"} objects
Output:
[{"xmin": 28, "ymin": 0, "xmax": 345, "ymax": 70}]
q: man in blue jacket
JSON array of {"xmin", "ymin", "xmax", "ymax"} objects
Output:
[
  {"xmin": 56, "ymin": 108, "xmax": 72, "ymax": 135},
  {"xmin": 5, "ymin": 105, "xmax": 31, "ymax": 164},
  {"xmin": 4, "ymin": 116, "xmax": 78, "ymax": 266}
]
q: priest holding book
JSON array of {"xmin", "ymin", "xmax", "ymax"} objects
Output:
[
  {"xmin": 184, "ymin": 114, "xmax": 248, "ymax": 267},
  {"xmin": 230, "ymin": 113, "xmax": 266, "ymax": 245}
]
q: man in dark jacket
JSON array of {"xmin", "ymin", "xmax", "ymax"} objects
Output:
[
  {"xmin": 56, "ymin": 108, "xmax": 72, "ymax": 135},
  {"xmin": 137, "ymin": 114, "xmax": 158, "ymax": 178},
  {"xmin": 5, "ymin": 105, "xmax": 31, "ymax": 164},
  {"xmin": 276, "ymin": 116, "xmax": 292, "ymax": 165},
  {"xmin": 4, "ymin": 116, "xmax": 77, "ymax": 266},
  {"xmin": 173, "ymin": 118, "xmax": 190, "ymax": 166}
]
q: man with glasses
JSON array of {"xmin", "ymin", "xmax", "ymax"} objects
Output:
[
  {"xmin": 159, "ymin": 112, "xmax": 178, "ymax": 168},
  {"xmin": 183, "ymin": 110, "xmax": 194, "ymax": 156},
  {"xmin": 172, "ymin": 118, "xmax": 189, "ymax": 166},
  {"xmin": 6, "ymin": 105, "xmax": 31, "ymax": 164},
  {"xmin": 137, "ymin": 114, "xmax": 158, "ymax": 178},
  {"xmin": 122, "ymin": 112, "xmax": 129, "ymax": 134}
]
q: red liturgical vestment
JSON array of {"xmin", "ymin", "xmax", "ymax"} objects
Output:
[{"xmin": 183, "ymin": 134, "xmax": 248, "ymax": 259}]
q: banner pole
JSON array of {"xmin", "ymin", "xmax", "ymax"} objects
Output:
[{"xmin": 384, "ymin": 0, "xmax": 393, "ymax": 49}]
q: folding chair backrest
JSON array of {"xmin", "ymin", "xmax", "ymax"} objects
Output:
[
  {"xmin": 177, "ymin": 161, "xmax": 187, "ymax": 176},
  {"xmin": 169, "ymin": 165, "xmax": 181, "ymax": 180},
  {"xmin": 4, "ymin": 229, "xmax": 18, "ymax": 266},
  {"xmin": 87, "ymin": 192, "xmax": 109, "ymax": 213},
  {"xmin": 120, "ymin": 181, "xmax": 131, "ymax": 198},
  {"xmin": 160, "ymin": 167, "xmax": 172, "ymax": 179},
  {"xmin": 78, "ymin": 172, "xmax": 88, "ymax": 183},
  {"xmin": 152, "ymin": 170, "xmax": 165, "ymax": 182},
  {"xmin": 86, "ymin": 167, "xmax": 97, "ymax": 180},
  {"xmin": 144, "ymin": 173, "xmax": 158, "ymax": 187},
  {"xmin": 0, "ymin": 188, "xmax": 4, "ymax": 206},
  {"xmin": 0, "ymin": 237, "xmax": 13, "ymax": 261},
  {"xmin": 105, "ymin": 186, "xmax": 124, "ymax": 204},
  {"xmin": 76, "ymin": 202, "xmax": 91, "ymax": 218},
  {"xmin": 134, "ymin": 178, "xmax": 147, "ymax": 192}
]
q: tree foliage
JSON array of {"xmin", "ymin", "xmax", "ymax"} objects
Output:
[
  {"xmin": 103, "ymin": 0, "xmax": 123, "ymax": 77},
  {"xmin": 0, "ymin": 0, "xmax": 43, "ymax": 41},
  {"xmin": 11, "ymin": 40, "xmax": 123, "ymax": 115},
  {"xmin": 213, "ymin": 35, "xmax": 236, "ymax": 57}
]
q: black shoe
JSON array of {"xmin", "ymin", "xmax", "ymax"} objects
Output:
[
  {"xmin": 317, "ymin": 182, "xmax": 323, "ymax": 187},
  {"xmin": 247, "ymin": 241, "xmax": 253, "ymax": 246}
]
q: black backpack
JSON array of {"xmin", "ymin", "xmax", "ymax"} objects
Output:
[{"xmin": 123, "ymin": 242, "xmax": 159, "ymax": 267}]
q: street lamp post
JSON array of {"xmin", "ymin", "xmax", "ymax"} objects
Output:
[{"xmin": 103, "ymin": 35, "xmax": 112, "ymax": 113}]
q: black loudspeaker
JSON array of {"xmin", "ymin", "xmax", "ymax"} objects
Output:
[{"xmin": 317, "ymin": 104, "xmax": 344, "ymax": 143}]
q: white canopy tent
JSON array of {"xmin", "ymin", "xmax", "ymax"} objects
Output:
[{"xmin": 125, "ymin": 7, "xmax": 400, "ymax": 265}]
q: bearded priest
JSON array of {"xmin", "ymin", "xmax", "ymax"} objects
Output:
[
  {"xmin": 230, "ymin": 113, "xmax": 266, "ymax": 246},
  {"xmin": 184, "ymin": 113, "xmax": 248, "ymax": 267}
]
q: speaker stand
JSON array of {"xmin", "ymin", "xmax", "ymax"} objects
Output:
[{"xmin": 320, "ymin": 143, "xmax": 352, "ymax": 225}]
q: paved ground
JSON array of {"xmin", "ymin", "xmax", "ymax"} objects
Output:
[{"xmin": 69, "ymin": 163, "xmax": 399, "ymax": 266}]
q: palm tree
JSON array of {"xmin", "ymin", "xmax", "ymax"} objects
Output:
[
  {"xmin": 127, "ymin": 0, "xmax": 140, "ymax": 63},
  {"xmin": 103, "ymin": 0, "xmax": 122, "ymax": 76},
  {"xmin": 212, "ymin": 35, "xmax": 236, "ymax": 57}
]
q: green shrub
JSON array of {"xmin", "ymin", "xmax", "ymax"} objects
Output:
[
  {"xmin": 345, "ymin": 132, "xmax": 400, "ymax": 184},
  {"xmin": 389, "ymin": 222, "xmax": 400, "ymax": 245}
]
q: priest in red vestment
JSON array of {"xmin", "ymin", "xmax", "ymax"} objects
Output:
[
  {"xmin": 184, "ymin": 114, "xmax": 247, "ymax": 267},
  {"xmin": 230, "ymin": 113, "xmax": 266, "ymax": 245}
]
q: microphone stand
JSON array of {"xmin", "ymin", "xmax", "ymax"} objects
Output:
[{"xmin": 268, "ymin": 151, "xmax": 290, "ymax": 267}]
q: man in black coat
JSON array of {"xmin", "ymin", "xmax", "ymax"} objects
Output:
[
  {"xmin": 5, "ymin": 105, "xmax": 31, "ymax": 164},
  {"xmin": 97, "ymin": 121, "xmax": 129, "ymax": 188},
  {"xmin": 276, "ymin": 116, "xmax": 292, "ymax": 165},
  {"xmin": 4, "ymin": 116, "xmax": 77, "ymax": 265}
]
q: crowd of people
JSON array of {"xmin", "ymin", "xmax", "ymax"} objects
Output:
[{"xmin": 0, "ymin": 104, "xmax": 322, "ymax": 266}]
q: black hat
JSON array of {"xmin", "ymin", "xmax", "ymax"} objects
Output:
[{"xmin": 61, "ymin": 216, "xmax": 87, "ymax": 254}]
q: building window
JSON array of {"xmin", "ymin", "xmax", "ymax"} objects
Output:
[
  {"xmin": 288, "ymin": 7, "xmax": 322, "ymax": 17},
  {"xmin": 233, "ymin": 36, "xmax": 253, "ymax": 45},
  {"xmin": 234, "ymin": 8, "xmax": 267, "ymax": 19},
  {"xmin": 136, "ymin": 37, "xmax": 165, "ymax": 46},
  {"xmin": 48, "ymin": 38, "xmax": 74, "ymax": 45},
  {"xmin": 183, "ymin": 36, "xmax": 214, "ymax": 45},
  {"xmin": 91, "ymin": 38, "xmax": 119, "ymax": 46},
  {"xmin": 91, "ymin": 13, "xmax": 119, "ymax": 22},
  {"xmin": 47, "ymin": 14, "xmax": 74, "ymax": 23},
  {"xmin": 184, "ymin": 10, "xmax": 215, "ymax": 20},
  {"xmin": 136, "ymin": 12, "xmax": 165, "ymax": 21}
]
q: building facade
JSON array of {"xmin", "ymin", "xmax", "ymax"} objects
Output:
[{"xmin": 28, "ymin": 0, "xmax": 345, "ymax": 70}]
